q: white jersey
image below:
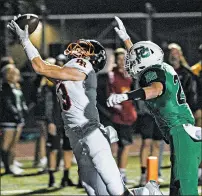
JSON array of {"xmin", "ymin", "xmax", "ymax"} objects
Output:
[{"xmin": 56, "ymin": 58, "xmax": 99, "ymax": 129}]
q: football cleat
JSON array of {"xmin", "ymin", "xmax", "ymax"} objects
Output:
[
  {"xmin": 132, "ymin": 180, "xmax": 163, "ymax": 195},
  {"xmin": 60, "ymin": 178, "xmax": 75, "ymax": 187},
  {"xmin": 10, "ymin": 164, "xmax": 24, "ymax": 175},
  {"xmin": 145, "ymin": 180, "xmax": 163, "ymax": 195}
]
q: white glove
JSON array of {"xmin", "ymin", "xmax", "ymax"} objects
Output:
[
  {"xmin": 7, "ymin": 15, "xmax": 29, "ymax": 46},
  {"xmin": 7, "ymin": 15, "xmax": 40, "ymax": 61},
  {"xmin": 107, "ymin": 93, "xmax": 128, "ymax": 107},
  {"xmin": 114, "ymin": 16, "xmax": 130, "ymax": 41}
]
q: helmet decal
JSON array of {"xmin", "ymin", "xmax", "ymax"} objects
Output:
[
  {"xmin": 133, "ymin": 46, "xmax": 151, "ymax": 60},
  {"xmin": 125, "ymin": 41, "xmax": 164, "ymax": 77}
]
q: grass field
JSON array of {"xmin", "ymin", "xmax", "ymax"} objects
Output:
[{"xmin": 1, "ymin": 155, "xmax": 201, "ymax": 195}]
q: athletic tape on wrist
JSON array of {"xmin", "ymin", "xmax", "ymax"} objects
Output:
[{"xmin": 22, "ymin": 40, "xmax": 40, "ymax": 61}]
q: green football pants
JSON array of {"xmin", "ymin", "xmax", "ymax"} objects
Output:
[{"xmin": 169, "ymin": 125, "xmax": 202, "ymax": 195}]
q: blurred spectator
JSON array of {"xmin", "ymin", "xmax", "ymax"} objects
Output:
[
  {"xmin": 135, "ymin": 96, "xmax": 164, "ymax": 185},
  {"xmin": 191, "ymin": 44, "xmax": 202, "ymax": 185},
  {"xmin": 31, "ymin": 58, "xmax": 57, "ymax": 169},
  {"xmin": 56, "ymin": 54, "xmax": 67, "ymax": 67},
  {"xmin": 0, "ymin": 57, "xmax": 15, "ymax": 91},
  {"xmin": 168, "ymin": 43, "xmax": 198, "ymax": 112},
  {"xmin": 0, "ymin": 56, "xmax": 15, "ymax": 70},
  {"xmin": 0, "ymin": 65, "xmax": 27, "ymax": 175},
  {"xmin": 191, "ymin": 44, "xmax": 202, "ymax": 128},
  {"xmin": 97, "ymin": 48, "xmax": 137, "ymax": 183}
]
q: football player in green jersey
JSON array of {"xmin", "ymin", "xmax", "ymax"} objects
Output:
[{"xmin": 107, "ymin": 16, "xmax": 202, "ymax": 196}]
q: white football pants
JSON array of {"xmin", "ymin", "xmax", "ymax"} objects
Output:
[{"xmin": 67, "ymin": 127, "xmax": 125, "ymax": 195}]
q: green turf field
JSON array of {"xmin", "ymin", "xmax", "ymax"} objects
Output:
[{"xmin": 1, "ymin": 155, "xmax": 201, "ymax": 195}]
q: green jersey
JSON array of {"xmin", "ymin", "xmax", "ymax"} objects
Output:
[{"xmin": 139, "ymin": 63, "xmax": 195, "ymax": 140}]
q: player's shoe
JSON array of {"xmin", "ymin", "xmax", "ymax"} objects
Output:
[
  {"xmin": 139, "ymin": 173, "xmax": 147, "ymax": 186},
  {"xmin": 133, "ymin": 180, "xmax": 163, "ymax": 195},
  {"xmin": 14, "ymin": 160, "xmax": 23, "ymax": 168},
  {"xmin": 0, "ymin": 161, "xmax": 4, "ymax": 168},
  {"xmin": 10, "ymin": 164, "xmax": 24, "ymax": 175},
  {"xmin": 158, "ymin": 176, "xmax": 165, "ymax": 183},
  {"xmin": 145, "ymin": 180, "xmax": 163, "ymax": 195},
  {"xmin": 37, "ymin": 157, "xmax": 47, "ymax": 168},
  {"xmin": 60, "ymin": 178, "xmax": 75, "ymax": 187}
]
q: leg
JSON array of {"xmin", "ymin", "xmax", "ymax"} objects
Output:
[
  {"xmin": 169, "ymin": 126, "xmax": 201, "ymax": 196},
  {"xmin": 9, "ymin": 126, "xmax": 23, "ymax": 167},
  {"xmin": 151, "ymin": 141, "xmax": 160, "ymax": 157},
  {"xmin": 84, "ymin": 128, "xmax": 126, "ymax": 195},
  {"xmin": 115, "ymin": 124, "xmax": 133, "ymax": 183},
  {"xmin": 78, "ymin": 152, "xmax": 109, "ymax": 195},
  {"xmin": 69, "ymin": 133, "xmax": 109, "ymax": 195},
  {"xmin": 152, "ymin": 124, "xmax": 164, "ymax": 179},
  {"xmin": 47, "ymin": 150, "xmax": 57, "ymax": 187},
  {"xmin": 138, "ymin": 114, "xmax": 154, "ymax": 185},
  {"xmin": 61, "ymin": 131, "xmax": 74, "ymax": 187},
  {"xmin": 140, "ymin": 139, "xmax": 152, "ymax": 169},
  {"xmin": 37, "ymin": 120, "xmax": 47, "ymax": 168},
  {"xmin": 158, "ymin": 140, "xmax": 164, "ymax": 178},
  {"xmin": 194, "ymin": 109, "xmax": 202, "ymax": 128},
  {"xmin": 139, "ymin": 139, "xmax": 152, "ymax": 185},
  {"xmin": 1, "ymin": 129, "xmax": 16, "ymax": 173},
  {"xmin": 46, "ymin": 131, "xmax": 61, "ymax": 187}
]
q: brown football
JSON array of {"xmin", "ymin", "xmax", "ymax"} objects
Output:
[{"xmin": 15, "ymin": 14, "xmax": 39, "ymax": 34}]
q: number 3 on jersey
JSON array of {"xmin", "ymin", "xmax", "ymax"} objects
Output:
[
  {"xmin": 173, "ymin": 75, "xmax": 186, "ymax": 105},
  {"xmin": 56, "ymin": 83, "xmax": 71, "ymax": 111}
]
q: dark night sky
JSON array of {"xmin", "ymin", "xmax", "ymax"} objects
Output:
[{"xmin": 45, "ymin": 0, "xmax": 202, "ymax": 14}]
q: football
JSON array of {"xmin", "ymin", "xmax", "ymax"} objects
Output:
[{"xmin": 15, "ymin": 14, "xmax": 39, "ymax": 34}]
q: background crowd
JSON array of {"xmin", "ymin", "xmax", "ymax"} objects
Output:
[{"xmin": 0, "ymin": 42, "xmax": 201, "ymax": 188}]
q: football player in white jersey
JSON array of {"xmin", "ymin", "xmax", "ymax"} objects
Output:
[{"xmin": 7, "ymin": 16, "xmax": 163, "ymax": 196}]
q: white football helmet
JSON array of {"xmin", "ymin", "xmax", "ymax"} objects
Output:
[{"xmin": 125, "ymin": 41, "xmax": 164, "ymax": 77}]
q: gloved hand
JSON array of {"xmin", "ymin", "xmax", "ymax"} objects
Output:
[
  {"xmin": 7, "ymin": 14, "xmax": 29, "ymax": 46},
  {"xmin": 114, "ymin": 16, "xmax": 130, "ymax": 41},
  {"xmin": 107, "ymin": 93, "xmax": 128, "ymax": 107}
]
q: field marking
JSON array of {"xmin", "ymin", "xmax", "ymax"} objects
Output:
[{"xmin": 1, "ymin": 190, "xmax": 31, "ymax": 195}]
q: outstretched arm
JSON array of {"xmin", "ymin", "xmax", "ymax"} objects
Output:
[
  {"xmin": 7, "ymin": 18, "xmax": 86, "ymax": 81},
  {"xmin": 114, "ymin": 16, "xmax": 133, "ymax": 50},
  {"xmin": 31, "ymin": 57, "xmax": 86, "ymax": 81},
  {"xmin": 107, "ymin": 82, "xmax": 163, "ymax": 107}
]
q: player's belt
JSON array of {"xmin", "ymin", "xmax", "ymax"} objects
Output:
[{"xmin": 64, "ymin": 120, "xmax": 100, "ymax": 139}]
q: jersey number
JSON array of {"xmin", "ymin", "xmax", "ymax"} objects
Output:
[
  {"xmin": 173, "ymin": 75, "xmax": 186, "ymax": 105},
  {"xmin": 76, "ymin": 59, "xmax": 86, "ymax": 67},
  {"xmin": 57, "ymin": 83, "xmax": 71, "ymax": 111}
]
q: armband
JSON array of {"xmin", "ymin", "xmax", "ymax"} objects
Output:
[{"xmin": 126, "ymin": 88, "xmax": 146, "ymax": 100}]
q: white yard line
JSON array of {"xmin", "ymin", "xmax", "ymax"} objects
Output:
[{"xmin": 1, "ymin": 190, "xmax": 31, "ymax": 195}]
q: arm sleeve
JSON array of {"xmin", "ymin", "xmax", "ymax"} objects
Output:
[{"xmin": 139, "ymin": 67, "xmax": 166, "ymax": 94}]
